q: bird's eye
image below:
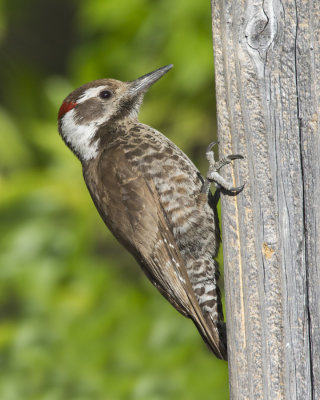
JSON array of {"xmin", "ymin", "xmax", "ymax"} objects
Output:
[{"xmin": 99, "ymin": 90, "xmax": 112, "ymax": 99}]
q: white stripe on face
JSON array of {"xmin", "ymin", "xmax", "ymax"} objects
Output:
[{"xmin": 77, "ymin": 86, "xmax": 107, "ymax": 104}]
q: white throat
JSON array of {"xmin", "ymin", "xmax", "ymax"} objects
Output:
[{"xmin": 60, "ymin": 109, "xmax": 103, "ymax": 161}]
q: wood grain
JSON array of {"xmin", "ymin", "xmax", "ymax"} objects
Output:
[{"xmin": 211, "ymin": 0, "xmax": 320, "ymax": 397}]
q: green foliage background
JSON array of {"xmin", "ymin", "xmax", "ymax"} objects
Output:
[{"xmin": 0, "ymin": 0, "xmax": 229, "ymax": 398}]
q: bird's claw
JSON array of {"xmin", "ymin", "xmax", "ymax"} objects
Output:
[
  {"xmin": 206, "ymin": 141, "xmax": 217, "ymax": 153},
  {"xmin": 201, "ymin": 144, "xmax": 244, "ymax": 194},
  {"xmin": 227, "ymin": 184, "xmax": 245, "ymax": 194},
  {"xmin": 227, "ymin": 154, "xmax": 244, "ymax": 161}
]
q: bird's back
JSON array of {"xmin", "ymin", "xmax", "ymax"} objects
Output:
[{"xmin": 114, "ymin": 122, "xmax": 224, "ymax": 327}]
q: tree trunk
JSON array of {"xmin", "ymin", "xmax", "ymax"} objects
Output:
[{"xmin": 211, "ymin": 0, "xmax": 320, "ymax": 398}]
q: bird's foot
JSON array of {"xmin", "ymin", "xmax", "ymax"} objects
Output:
[{"xmin": 201, "ymin": 142, "xmax": 244, "ymax": 194}]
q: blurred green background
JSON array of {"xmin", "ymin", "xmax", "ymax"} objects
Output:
[{"xmin": 0, "ymin": 0, "xmax": 229, "ymax": 399}]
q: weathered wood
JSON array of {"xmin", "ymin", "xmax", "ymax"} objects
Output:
[{"xmin": 211, "ymin": 0, "xmax": 320, "ymax": 398}]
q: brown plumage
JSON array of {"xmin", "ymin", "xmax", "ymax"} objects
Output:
[{"xmin": 58, "ymin": 65, "xmax": 242, "ymax": 359}]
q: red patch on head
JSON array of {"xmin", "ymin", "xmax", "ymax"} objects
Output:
[{"xmin": 58, "ymin": 101, "xmax": 77, "ymax": 119}]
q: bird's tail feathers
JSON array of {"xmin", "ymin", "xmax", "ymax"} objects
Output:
[{"xmin": 192, "ymin": 312, "xmax": 227, "ymax": 360}]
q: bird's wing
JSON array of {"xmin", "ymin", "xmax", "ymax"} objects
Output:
[{"xmin": 86, "ymin": 147, "xmax": 227, "ymax": 359}]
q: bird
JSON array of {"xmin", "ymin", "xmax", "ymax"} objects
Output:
[{"xmin": 57, "ymin": 65, "xmax": 243, "ymax": 360}]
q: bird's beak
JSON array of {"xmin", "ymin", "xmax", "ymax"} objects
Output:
[{"xmin": 128, "ymin": 64, "xmax": 173, "ymax": 96}]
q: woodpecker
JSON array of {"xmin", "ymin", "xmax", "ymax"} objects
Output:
[{"xmin": 58, "ymin": 65, "xmax": 243, "ymax": 360}]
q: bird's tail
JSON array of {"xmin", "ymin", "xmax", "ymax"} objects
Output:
[{"xmin": 192, "ymin": 313, "xmax": 227, "ymax": 360}]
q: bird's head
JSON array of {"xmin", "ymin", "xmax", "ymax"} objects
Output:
[{"xmin": 58, "ymin": 64, "xmax": 173, "ymax": 161}]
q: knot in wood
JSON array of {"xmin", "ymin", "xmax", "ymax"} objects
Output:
[{"xmin": 245, "ymin": 9, "xmax": 275, "ymax": 52}]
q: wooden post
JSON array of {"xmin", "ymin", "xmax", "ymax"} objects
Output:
[{"xmin": 211, "ymin": 0, "xmax": 320, "ymax": 398}]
